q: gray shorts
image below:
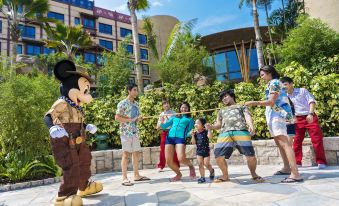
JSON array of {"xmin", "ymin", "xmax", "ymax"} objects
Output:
[{"xmin": 121, "ymin": 135, "xmax": 141, "ymax": 153}]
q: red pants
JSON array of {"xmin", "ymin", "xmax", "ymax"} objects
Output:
[
  {"xmin": 157, "ymin": 130, "xmax": 180, "ymax": 169},
  {"xmin": 294, "ymin": 115, "xmax": 327, "ymax": 165}
]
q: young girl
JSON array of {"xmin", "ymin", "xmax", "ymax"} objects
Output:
[
  {"xmin": 160, "ymin": 102, "xmax": 196, "ymax": 182},
  {"xmin": 191, "ymin": 118, "xmax": 215, "ymax": 183}
]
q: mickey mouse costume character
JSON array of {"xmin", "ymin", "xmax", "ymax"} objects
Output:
[{"xmin": 44, "ymin": 60, "xmax": 103, "ymax": 206}]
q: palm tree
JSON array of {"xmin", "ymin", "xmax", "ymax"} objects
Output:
[
  {"xmin": 0, "ymin": 0, "xmax": 49, "ymax": 67},
  {"xmin": 142, "ymin": 16, "xmax": 159, "ymax": 60},
  {"xmin": 127, "ymin": 0, "xmax": 150, "ymax": 94},
  {"xmin": 43, "ymin": 22, "xmax": 93, "ymax": 59},
  {"xmin": 239, "ymin": 0, "xmax": 265, "ymax": 69},
  {"xmin": 257, "ymin": 0, "xmax": 276, "ymax": 64}
]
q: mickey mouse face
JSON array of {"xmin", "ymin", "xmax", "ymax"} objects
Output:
[
  {"xmin": 54, "ymin": 60, "xmax": 94, "ymax": 105},
  {"xmin": 68, "ymin": 77, "xmax": 93, "ymax": 105}
]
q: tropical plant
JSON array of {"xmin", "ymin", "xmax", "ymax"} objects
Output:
[
  {"xmin": 239, "ymin": 0, "xmax": 265, "ymax": 69},
  {"xmin": 142, "ymin": 16, "xmax": 159, "ymax": 60},
  {"xmin": 0, "ymin": 0, "xmax": 49, "ymax": 67},
  {"xmin": 127, "ymin": 0, "xmax": 150, "ymax": 94},
  {"xmin": 37, "ymin": 52, "xmax": 68, "ymax": 75},
  {"xmin": 0, "ymin": 153, "xmax": 60, "ymax": 183},
  {"xmin": 43, "ymin": 22, "xmax": 93, "ymax": 59}
]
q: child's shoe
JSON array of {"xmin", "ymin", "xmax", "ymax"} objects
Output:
[{"xmin": 197, "ymin": 177, "xmax": 206, "ymax": 184}]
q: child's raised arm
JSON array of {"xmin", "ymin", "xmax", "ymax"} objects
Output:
[{"xmin": 207, "ymin": 128, "xmax": 213, "ymax": 139}]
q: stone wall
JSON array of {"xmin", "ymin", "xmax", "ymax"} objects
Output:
[{"xmin": 90, "ymin": 137, "xmax": 339, "ymax": 174}]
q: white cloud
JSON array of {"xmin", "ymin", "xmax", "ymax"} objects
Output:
[
  {"xmin": 151, "ymin": 1, "xmax": 164, "ymax": 7},
  {"xmin": 196, "ymin": 15, "xmax": 238, "ymax": 31}
]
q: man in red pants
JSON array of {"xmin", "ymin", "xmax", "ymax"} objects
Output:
[
  {"xmin": 281, "ymin": 77, "xmax": 327, "ymax": 169},
  {"xmin": 156, "ymin": 100, "xmax": 180, "ymax": 172}
]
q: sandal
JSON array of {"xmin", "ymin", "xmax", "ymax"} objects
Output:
[
  {"xmin": 134, "ymin": 176, "xmax": 151, "ymax": 181},
  {"xmin": 209, "ymin": 169, "xmax": 215, "ymax": 179},
  {"xmin": 122, "ymin": 180, "xmax": 134, "ymax": 186},
  {"xmin": 213, "ymin": 177, "xmax": 230, "ymax": 183},
  {"xmin": 274, "ymin": 170, "xmax": 291, "ymax": 175},
  {"xmin": 252, "ymin": 176, "xmax": 265, "ymax": 183},
  {"xmin": 281, "ymin": 177, "xmax": 304, "ymax": 183}
]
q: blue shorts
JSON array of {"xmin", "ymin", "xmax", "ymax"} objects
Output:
[
  {"xmin": 287, "ymin": 124, "xmax": 296, "ymax": 137},
  {"xmin": 165, "ymin": 137, "xmax": 186, "ymax": 145}
]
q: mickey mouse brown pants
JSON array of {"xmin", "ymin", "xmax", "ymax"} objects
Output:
[{"xmin": 50, "ymin": 123, "xmax": 92, "ymax": 197}]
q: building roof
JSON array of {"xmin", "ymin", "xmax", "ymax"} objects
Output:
[{"xmin": 200, "ymin": 26, "xmax": 278, "ymax": 52}]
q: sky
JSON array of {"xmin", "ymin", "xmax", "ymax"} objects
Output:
[{"xmin": 94, "ymin": 0, "xmax": 283, "ymax": 36}]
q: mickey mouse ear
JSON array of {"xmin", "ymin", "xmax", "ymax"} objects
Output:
[{"xmin": 54, "ymin": 60, "xmax": 76, "ymax": 81}]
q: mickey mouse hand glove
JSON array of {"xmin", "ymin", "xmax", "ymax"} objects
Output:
[
  {"xmin": 86, "ymin": 124, "xmax": 98, "ymax": 134},
  {"xmin": 49, "ymin": 125, "xmax": 69, "ymax": 138}
]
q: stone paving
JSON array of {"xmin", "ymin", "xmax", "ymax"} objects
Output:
[{"xmin": 1, "ymin": 165, "xmax": 339, "ymax": 206}]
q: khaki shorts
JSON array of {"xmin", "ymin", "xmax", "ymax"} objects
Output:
[
  {"xmin": 121, "ymin": 136, "xmax": 141, "ymax": 153},
  {"xmin": 268, "ymin": 117, "xmax": 288, "ymax": 137}
]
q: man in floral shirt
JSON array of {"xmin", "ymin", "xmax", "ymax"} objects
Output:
[{"xmin": 115, "ymin": 83, "xmax": 150, "ymax": 186}]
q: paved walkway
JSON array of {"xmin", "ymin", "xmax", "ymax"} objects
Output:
[{"xmin": 1, "ymin": 165, "xmax": 339, "ymax": 206}]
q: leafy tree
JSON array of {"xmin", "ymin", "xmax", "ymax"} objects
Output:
[
  {"xmin": 0, "ymin": 0, "xmax": 49, "ymax": 67},
  {"xmin": 142, "ymin": 16, "xmax": 159, "ymax": 60},
  {"xmin": 127, "ymin": 0, "xmax": 150, "ymax": 94},
  {"xmin": 43, "ymin": 22, "xmax": 93, "ymax": 59},
  {"xmin": 268, "ymin": 0, "xmax": 304, "ymax": 40},
  {"xmin": 97, "ymin": 40, "xmax": 132, "ymax": 97},
  {"xmin": 277, "ymin": 16, "xmax": 339, "ymax": 68},
  {"xmin": 155, "ymin": 33, "xmax": 211, "ymax": 85}
]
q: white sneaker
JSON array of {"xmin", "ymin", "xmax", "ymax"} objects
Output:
[{"xmin": 318, "ymin": 164, "xmax": 327, "ymax": 169}]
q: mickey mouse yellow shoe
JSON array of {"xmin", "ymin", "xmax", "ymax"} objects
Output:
[
  {"xmin": 54, "ymin": 195, "xmax": 83, "ymax": 206},
  {"xmin": 78, "ymin": 181, "xmax": 103, "ymax": 197}
]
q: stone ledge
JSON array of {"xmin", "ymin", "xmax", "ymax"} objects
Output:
[{"xmin": 0, "ymin": 176, "xmax": 61, "ymax": 192}]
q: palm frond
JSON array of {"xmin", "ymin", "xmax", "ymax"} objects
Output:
[
  {"xmin": 165, "ymin": 18, "xmax": 198, "ymax": 57},
  {"xmin": 142, "ymin": 16, "xmax": 159, "ymax": 59}
]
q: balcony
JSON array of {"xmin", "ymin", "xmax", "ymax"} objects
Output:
[{"xmin": 53, "ymin": 0, "xmax": 94, "ymax": 10}]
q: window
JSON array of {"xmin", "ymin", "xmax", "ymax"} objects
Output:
[
  {"xmin": 74, "ymin": 17, "xmax": 80, "ymax": 25},
  {"xmin": 17, "ymin": 45, "xmax": 23, "ymax": 54},
  {"xmin": 142, "ymin": 64, "xmax": 149, "ymax": 75},
  {"xmin": 143, "ymin": 79, "xmax": 151, "ymax": 87},
  {"xmin": 19, "ymin": 25, "xmax": 36, "ymax": 39},
  {"xmin": 120, "ymin": 28, "xmax": 132, "ymax": 38},
  {"xmin": 139, "ymin": 34, "xmax": 147, "ymax": 45},
  {"xmin": 247, "ymin": 48, "xmax": 259, "ymax": 77},
  {"xmin": 226, "ymin": 50, "xmax": 241, "ymax": 80},
  {"xmin": 84, "ymin": 52, "xmax": 95, "ymax": 63},
  {"xmin": 83, "ymin": 17, "xmax": 95, "ymax": 29},
  {"xmin": 0, "ymin": 20, "xmax": 2, "ymax": 33},
  {"xmin": 140, "ymin": 49, "xmax": 148, "ymax": 60},
  {"xmin": 26, "ymin": 44, "xmax": 41, "ymax": 55},
  {"xmin": 126, "ymin": 45, "xmax": 133, "ymax": 54},
  {"xmin": 47, "ymin": 12, "xmax": 64, "ymax": 22},
  {"xmin": 43, "ymin": 47, "xmax": 56, "ymax": 54},
  {"xmin": 99, "ymin": 39, "xmax": 113, "ymax": 50},
  {"xmin": 99, "ymin": 23, "xmax": 112, "ymax": 35},
  {"xmin": 214, "ymin": 52, "xmax": 227, "ymax": 82},
  {"xmin": 129, "ymin": 77, "xmax": 136, "ymax": 84}
]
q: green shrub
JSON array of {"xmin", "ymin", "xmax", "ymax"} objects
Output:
[
  {"xmin": 310, "ymin": 74, "xmax": 339, "ymax": 136},
  {"xmin": 0, "ymin": 74, "xmax": 59, "ymax": 158},
  {"xmin": 277, "ymin": 16, "xmax": 339, "ymax": 68}
]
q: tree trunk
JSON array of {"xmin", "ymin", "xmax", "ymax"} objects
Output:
[
  {"xmin": 10, "ymin": 23, "xmax": 20, "ymax": 75},
  {"xmin": 281, "ymin": 0, "xmax": 287, "ymax": 35},
  {"xmin": 264, "ymin": 1, "xmax": 276, "ymax": 64},
  {"xmin": 252, "ymin": 0, "xmax": 265, "ymax": 69},
  {"xmin": 128, "ymin": 0, "xmax": 144, "ymax": 94}
]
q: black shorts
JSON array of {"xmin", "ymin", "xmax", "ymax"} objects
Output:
[
  {"xmin": 287, "ymin": 124, "xmax": 296, "ymax": 137},
  {"xmin": 196, "ymin": 149, "xmax": 210, "ymax": 158}
]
